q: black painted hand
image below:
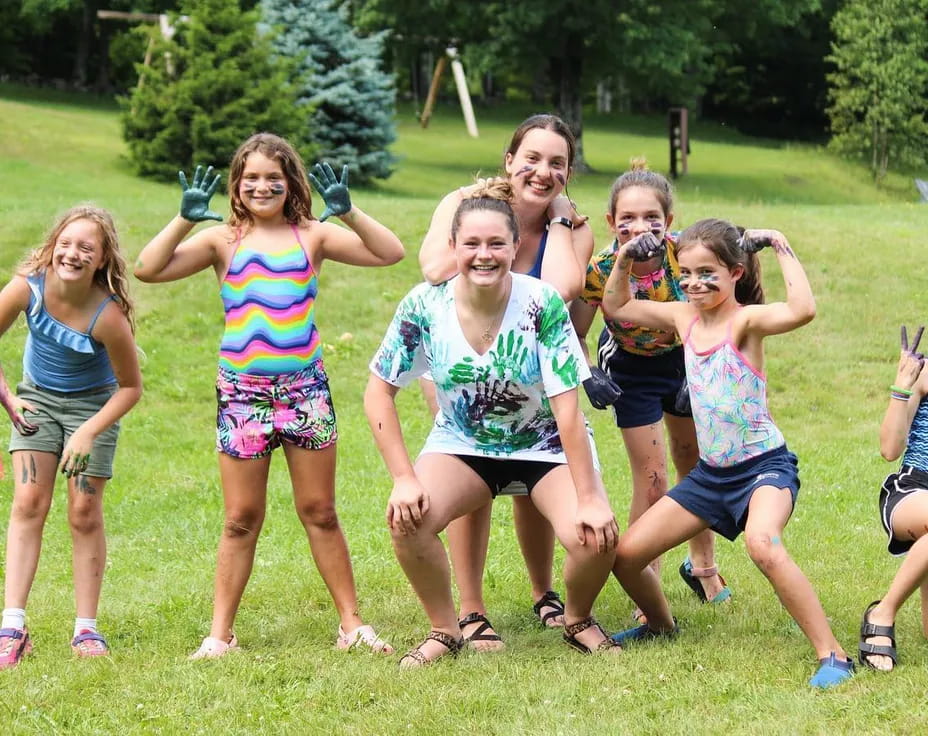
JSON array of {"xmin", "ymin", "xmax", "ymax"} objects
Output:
[{"xmin": 582, "ymin": 367, "xmax": 622, "ymax": 409}]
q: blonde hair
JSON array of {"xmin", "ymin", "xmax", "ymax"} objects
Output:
[
  {"xmin": 18, "ymin": 205, "xmax": 136, "ymax": 333},
  {"xmin": 607, "ymin": 157, "xmax": 674, "ymax": 218},
  {"xmin": 451, "ymin": 178, "xmax": 519, "ymax": 241}
]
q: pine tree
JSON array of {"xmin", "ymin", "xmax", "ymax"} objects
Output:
[
  {"xmin": 122, "ymin": 0, "xmax": 307, "ymax": 182},
  {"xmin": 261, "ymin": 0, "xmax": 396, "ymax": 183},
  {"xmin": 827, "ymin": 0, "xmax": 928, "ymax": 181}
]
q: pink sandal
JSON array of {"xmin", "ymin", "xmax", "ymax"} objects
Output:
[
  {"xmin": 336, "ymin": 624, "xmax": 393, "ymax": 654},
  {"xmin": 189, "ymin": 633, "xmax": 239, "ymax": 660},
  {"xmin": 71, "ymin": 629, "xmax": 109, "ymax": 658}
]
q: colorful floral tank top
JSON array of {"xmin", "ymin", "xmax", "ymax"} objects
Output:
[
  {"xmin": 683, "ymin": 316, "xmax": 784, "ymax": 467},
  {"xmin": 218, "ymin": 226, "xmax": 321, "ymax": 376}
]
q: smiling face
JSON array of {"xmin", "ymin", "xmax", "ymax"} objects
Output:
[
  {"xmin": 238, "ymin": 151, "xmax": 288, "ymax": 219},
  {"xmin": 607, "ymin": 185, "xmax": 672, "ymax": 245},
  {"xmin": 504, "ymin": 127, "xmax": 570, "ymax": 206},
  {"xmin": 51, "ymin": 218, "xmax": 105, "ymax": 283},
  {"xmin": 677, "ymin": 243, "xmax": 743, "ymax": 308},
  {"xmin": 452, "ymin": 209, "xmax": 519, "ymax": 288}
]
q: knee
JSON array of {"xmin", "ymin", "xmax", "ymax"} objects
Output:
[
  {"xmin": 613, "ymin": 535, "xmax": 646, "ymax": 575},
  {"xmin": 744, "ymin": 531, "xmax": 786, "ymax": 573},
  {"xmin": 296, "ymin": 501, "xmax": 339, "ymax": 531},
  {"xmin": 11, "ymin": 490, "xmax": 51, "ymax": 524},
  {"xmin": 223, "ymin": 509, "xmax": 264, "ymax": 538},
  {"xmin": 68, "ymin": 502, "xmax": 103, "ymax": 536}
]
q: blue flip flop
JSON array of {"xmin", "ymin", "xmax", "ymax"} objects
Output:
[
  {"xmin": 809, "ymin": 652, "xmax": 855, "ymax": 689},
  {"xmin": 610, "ymin": 619, "xmax": 678, "ymax": 646}
]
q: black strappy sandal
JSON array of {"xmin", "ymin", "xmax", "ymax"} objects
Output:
[
  {"xmin": 399, "ymin": 630, "xmax": 464, "ymax": 668},
  {"xmin": 458, "ymin": 611, "xmax": 504, "ymax": 649},
  {"xmin": 563, "ymin": 616, "xmax": 619, "ymax": 654},
  {"xmin": 858, "ymin": 600, "xmax": 898, "ymax": 670},
  {"xmin": 532, "ymin": 590, "xmax": 565, "ymax": 628}
]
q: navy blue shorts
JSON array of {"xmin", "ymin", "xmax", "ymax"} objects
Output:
[
  {"xmin": 879, "ymin": 465, "xmax": 928, "ymax": 556},
  {"xmin": 667, "ymin": 445, "xmax": 800, "ymax": 541},
  {"xmin": 597, "ymin": 330, "xmax": 690, "ymax": 428},
  {"xmin": 454, "ymin": 455, "xmax": 561, "ymax": 498}
]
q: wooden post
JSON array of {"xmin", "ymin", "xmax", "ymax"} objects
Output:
[
  {"xmin": 447, "ymin": 47, "xmax": 478, "ymax": 138},
  {"xmin": 419, "ymin": 55, "xmax": 447, "ymax": 129}
]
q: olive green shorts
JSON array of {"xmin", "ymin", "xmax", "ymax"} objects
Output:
[{"xmin": 8, "ymin": 380, "xmax": 120, "ymax": 479}]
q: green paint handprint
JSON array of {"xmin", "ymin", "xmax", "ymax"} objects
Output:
[
  {"xmin": 309, "ymin": 162, "xmax": 352, "ymax": 222},
  {"xmin": 449, "ymin": 357, "xmax": 476, "ymax": 385},
  {"xmin": 178, "ymin": 165, "xmax": 223, "ymax": 222},
  {"xmin": 491, "ymin": 331, "xmax": 529, "ymax": 377},
  {"xmin": 551, "ymin": 354, "xmax": 579, "ymax": 386}
]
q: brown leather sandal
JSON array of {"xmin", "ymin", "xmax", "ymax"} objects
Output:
[
  {"xmin": 399, "ymin": 630, "xmax": 464, "ymax": 668},
  {"xmin": 563, "ymin": 616, "xmax": 619, "ymax": 654}
]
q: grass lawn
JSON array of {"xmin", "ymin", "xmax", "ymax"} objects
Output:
[{"xmin": 1, "ymin": 83, "xmax": 927, "ymax": 734}]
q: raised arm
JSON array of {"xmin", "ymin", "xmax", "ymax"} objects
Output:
[
  {"xmin": 134, "ymin": 166, "xmax": 224, "ymax": 283},
  {"xmin": 539, "ymin": 197, "xmax": 594, "ymax": 301},
  {"xmin": 880, "ymin": 325, "xmax": 927, "ymax": 461},
  {"xmin": 549, "ymin": 389, "xmax": 618, "ymax": 552},
  {"xmin": 364, "ymin": 374, "xmax": 429, "ymax": 534},
  {"xmin": 59, "ymin": 303, "xmax": 143, "ymax": 477},
  {"xmin": 419, "ymin": 188, "xmax": 465, "ymax": 284},
  {"xmin": 741, "ymin": 230, "xmax": 816, "ymax": 336},
  {"xmin": 601, "ymin": 238, "xmax": 683, "ymax": 332},
  {"xmin": 569, "ymin": 298, "xmax": 621, "ymax": 410},
  {"xmin": 311, "ymin": 163, "xmax": 404, "ymax": 267}
]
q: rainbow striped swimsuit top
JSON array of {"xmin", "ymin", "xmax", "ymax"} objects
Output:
[{"xmin": 218, "ymin": 226, "xmax": 321, "ymax": 375}]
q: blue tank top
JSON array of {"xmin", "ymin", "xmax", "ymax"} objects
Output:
[
  {"xmin": 526, "ymin": 229, "xmax": 549, "ymax": 278},
  {"xmin": 22, "ymin": 273, "xmax": 117, "ymax": 392},
  {"xmin": 903, "ymin": 397, "xmax": 928, "ymax": 472}
]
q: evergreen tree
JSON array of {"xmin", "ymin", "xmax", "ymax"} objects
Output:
[
  {"xmin": 827, "ymin": 0, "xmax": 928, "ymax": 181},
  {"xmin": 261, "ymin": 0, "xmax": 396, "ymax": 183},
  {"xmin": 122, "ymin": 0, "xmax": 306, "ymax": 182}
]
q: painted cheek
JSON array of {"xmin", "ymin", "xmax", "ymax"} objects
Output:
[
  {"xmin": 269, "ymin": 183, "xmax": 285, "ymax": 196},
  {"xmin": 618, "ymin": 226, "xmax": 631, "ymax": 238},
  {"xmin": 514, "ymin": 165, "xmax": 534, "ymax": 178},
  {"xmin": 242, "ymin": 182, "xmax": 256, "ymax": 194},
  {"xmin": 650, "ymin": 224, "xmax": 663, "ymax": 238},
  {"xmin": 554, "ymin": 173, "xmax": 566, "ymax": 186},
  {"xmin": 698, "ymin": 274, "xmax": 721, "ymax": 292}
]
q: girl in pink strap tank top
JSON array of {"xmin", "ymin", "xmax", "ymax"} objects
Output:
[
  {"xmin": 600, "ymin": 218, "xmax": 854, "ymax": 689},
  {"xmin": 135, "ymin": 133, "xmax": 404, "ymax": 659}
]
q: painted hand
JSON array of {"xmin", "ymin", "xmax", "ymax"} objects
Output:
[
  {"xmin": 624, "ymin": 231, "xmax": 665, "ymax": 261},
  {"xmin": 0, "ymin": 388, "xmax": 38, "ymax": 436},
  {"xmin": 59, "ymin": 425, "xmax": 95, "ymax": 478},
  {"xmin": 178, "ymin": 165, "xmax": 223, "ymax": 222},
  {"xmin": 309, "ymin": 162, "xmax": 351, "ymax": 222},
  {"xmin": 895, "ymin": 325, "xmax": 925, "ymax": 390},
  {"xmin": 575, "ymin": 496, "xmax": 619, "ymax": 553},
  {"xmin": 582, "ymin": 367, "xmax": 622, "ymax": 410}
]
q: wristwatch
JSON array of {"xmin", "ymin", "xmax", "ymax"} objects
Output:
[{"xmin": 549, "ymin": 216, "xmax": 573, "ymax": 230}]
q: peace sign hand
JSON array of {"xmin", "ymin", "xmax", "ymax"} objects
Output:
[
  {"xmin": 309, "ymin": 162, "xmax": 352, "ymax": 222},
  {"xmin": 178, "ymin": 165, "xmax": 223, "ymax": 222},
  {"xmin": 896, "ymin": 324, "xmax": 926, "ymax": 391}
]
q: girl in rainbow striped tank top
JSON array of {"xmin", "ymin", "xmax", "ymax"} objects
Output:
[
  {"xmin": 135, "ymin": 133, "xmax": 404, "ymax": 659},
  {"xmin": 600, "ymin": 218, "xmax": 854, "ymax": 689}
]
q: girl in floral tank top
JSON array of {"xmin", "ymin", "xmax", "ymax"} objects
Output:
[{"xmin": 600, "ymin": 218, "xmax": 854, "ymax": 689}]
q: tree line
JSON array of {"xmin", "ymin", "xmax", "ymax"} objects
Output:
[{"xmin": 2, "ymin": 0, "xmax": 925, "ymax": 181}]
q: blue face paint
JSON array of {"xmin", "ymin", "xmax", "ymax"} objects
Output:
[
  {"xmin": 269, "ymin": 182, "xmax": 285, "ymax": 195},
  {"xmin": 514, "ymin": 165, "xmax": 534, "ymax": 178}
]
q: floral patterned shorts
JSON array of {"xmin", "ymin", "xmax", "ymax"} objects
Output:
[{"xmin": 215, "ymin": 362, "xmax": 338, "ymax": 458}]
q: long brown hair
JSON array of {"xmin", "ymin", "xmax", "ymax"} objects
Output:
[
  {"xmin": 677, "ymin": 218, "xmax": 764, "ymax": 305},
  {"xmin": 504, "ymin": 114, "xmax": 577, "ymax": 170},
  {"xmin": 607, "ymin": 157, "xmax": 674, "ymax": 219},
  {"xmin": 451, "ymin": 179, "xmax": 519, "ymax": 242},
  {"xmin": 19, "ymin": 205, "xmax": 136, "ymax": 332},
  {"xmin": 227, "ymin": 133, "xmax": 314, "ymax": 228}
]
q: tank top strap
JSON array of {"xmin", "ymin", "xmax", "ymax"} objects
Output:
[
  {"xmin": 289, "ymin": 223, "xmax": 314, "ymax": 271},
  {"xmin": 528, "ymin": 228, "xmax": 548, "ymax": 279},
  {"xmin": 682, "ymin": 314, "xmax": 700, "ymax": 344},
  {"xmin": 87, "ymin": 294, "xmax": 117, "ymax": 333}
]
